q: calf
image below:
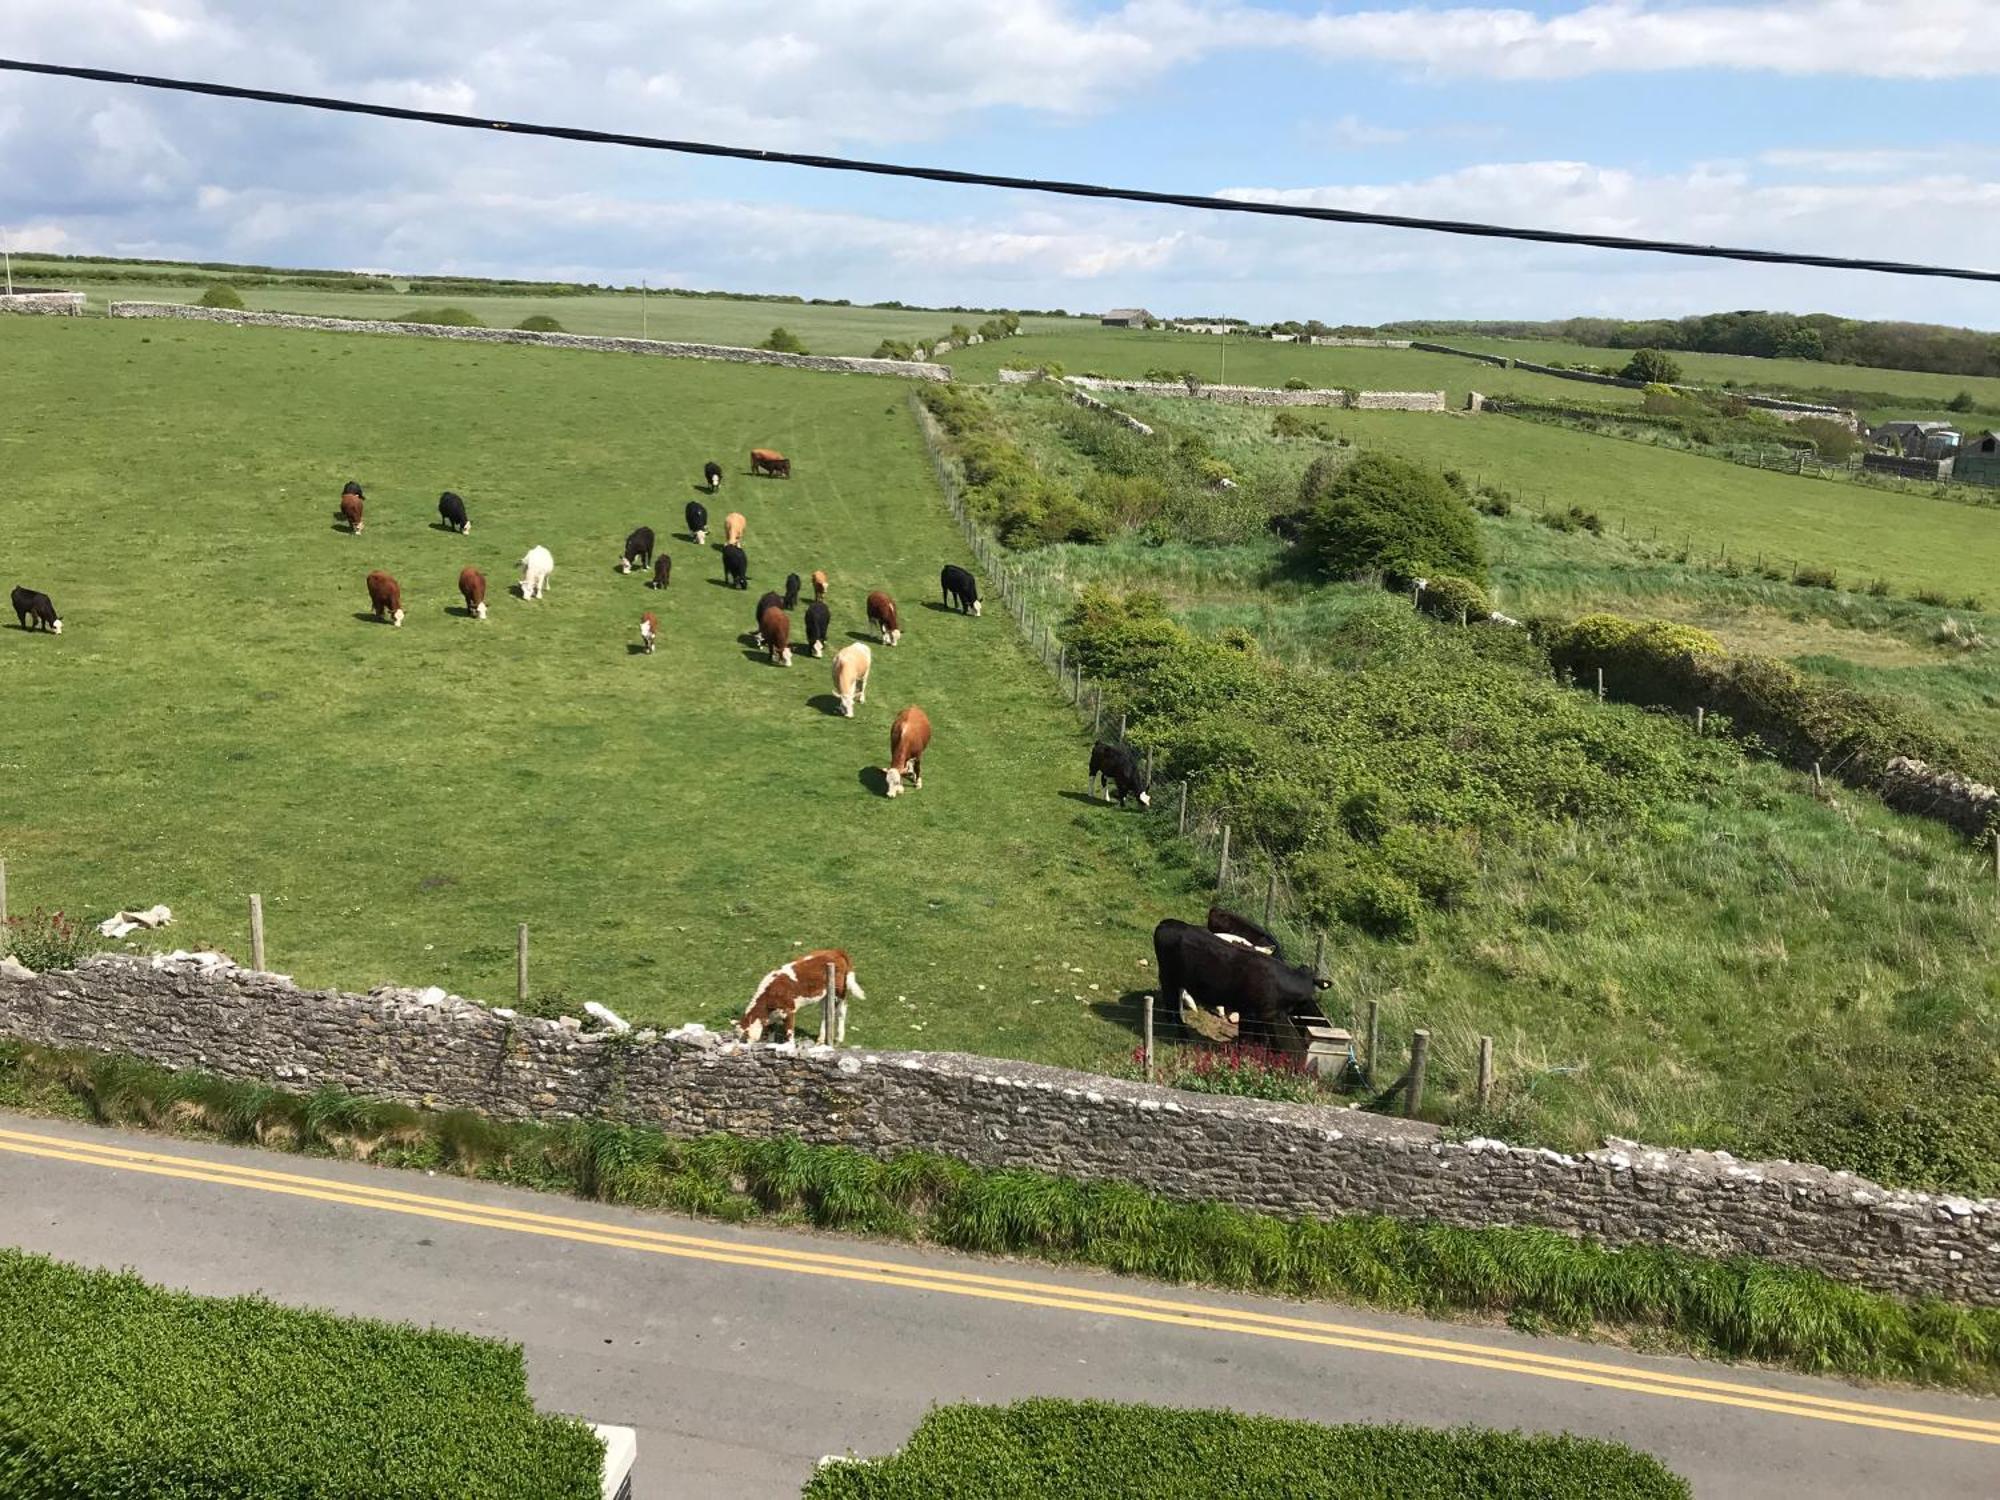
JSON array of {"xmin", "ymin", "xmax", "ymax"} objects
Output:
[
  {"xmin": 832, "ymin": 641, "xmax": 870, "ymax": 715},
  {"xmin": 703, "ymin": 460, "xmax": 722, "ymax": 492},
  {"xmin": 783, "ymin": 572, "xmax": 801, "ymax": 610},
  {"xmin": 723, "ymin": 511, "xmax": 747, "ymax": 547},
  {"xmin": 866, "ymin": 590, "xmax": 901, "ymax": 646},
  {"xmin": 518, "ymin": 545, "xmax": 554, "ymax": 599},
  {"xmin": 941, "ymin": 564, "xmax": 981, "ymax": 617},
  {"xmin": 804, "ymin": 599, "xmax": 830, "ymax": 658},
  {"xmin": 752, "ymin": 591, "xmax": 785, "ymax": 642},
  {"xmin": 639, "ymin": 612, "xmax": 658, "ymax": 654},
  {"xmin": 721, "ymin": 544, "xmax": 749, "ymax": 590},
  {"xmin": 338, "ymin": 487, "xmax": 365, "ymax": 534},
  {"xmin": 10, "ymin": 587, "xmax": 61, "ymax": 634},
  {"xmin": 685, "ymin": 500, "xmax": 709, "ymax": 546},
  {"xmin": 759, "ymin": 604, "xmax": 793, "ymax": 667},
  {"xmin": 1206, "ymin": 907, "xmax": 1282, "ymax": 959},
  {"xmin": 649, "ymin": 554, "xmax": 672, "ymax": 589},
  {"xmin": 365, "ymin": 570, "xmax": 405, "ymax": 627},
  {"xmin": 750, "ymin": 448, "xmax": 791, "ymax": 479},
  {"xmin": 1152, "ymin": 918, "xmax": 1329, "ymax": 1048},
  {"xmin": 737, "ymin": 947, "xmax": 865, "ymax": 1044},
  {"xmin": 437, "ymin": 490, "xmax": 470, "ymax": 534},
  {"xmin": 618, "ymin": 526, "xmax": 655, "ymax": 574},
  {"xmin": 812, "ymin": 569, "xmax": 828, "ymax": 601},
  {"xmin": 1088, "ymin": 741, "xmax": 1150, "ymax": 808},
  {"xmin": 884, "ymin": 705, "xmax": 930, "ymax": 797},
  {"xmin": 458, "ymin": 566, "xmax": 488, "ymax": 620}
]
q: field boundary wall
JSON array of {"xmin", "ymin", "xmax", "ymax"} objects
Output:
[
  {"xmin": 105, "ymin": 302, "xmax": 952, "ymax": 380},
  {"xmin": 0, "ymin": 291, "xmax": 85, "ymax": 316},
  {"xmin": 1063, "ymin": 375, "xmax": 1446, "ymax": 412},
  {"xmin": 1, "ymin": 954, "xmax": 1993, "ymax": 1304}
]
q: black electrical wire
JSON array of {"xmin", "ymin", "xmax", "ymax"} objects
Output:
[{"xmin": 5, "ymin": 55, "xmax": 1997, "ymax": 286}]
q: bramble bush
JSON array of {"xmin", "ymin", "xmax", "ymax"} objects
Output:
[
  {"xmin": 1294, "ymin": 452, "xmax": 1486, "ymax": 584},
  {"xmin": 1417, "ymin": 574, "xmax": 1490, "ymax": 623}
]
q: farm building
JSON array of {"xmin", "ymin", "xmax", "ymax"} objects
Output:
[
  {"xmin": 1167, "ymin": 322, "xmax": 1235, "ymax": 335},
  {"xmin": 1953, "ymin": 431, "xmax": 2000, "ymax": 487},
  {"xmin": 1099, "ymin": 307, "xmax": 1154, "ymax": 328},
  {"xmin": 1872, "ymin": 420, "xmax": 1960, "ymax": 460}
]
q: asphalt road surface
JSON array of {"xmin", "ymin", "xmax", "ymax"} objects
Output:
[{"xmin": 3, "ymin": 1113, "xmax": 1995, "ymax": 1498}]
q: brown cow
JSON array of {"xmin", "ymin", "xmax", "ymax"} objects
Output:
[
  {"xmin": 365, "ymin": 570, "xmax": 404, "ymax": 627},
  {"xmin": 458, "ymin": 566, "xmax": 488, "ymax": 620},
  {"xmin": 639, "ymin": 611, "xmax": 658, "ymax": 654},
  {"xmin": 866, "ymin": 590, "xmax": 901, "ymax": 647},
  {"xmin": 723, "ymin": 512, "xmax": 747, "ymax": 547},
  {"xmin": 759, "ymin": 603, "xmax": 793, "ymax": 667},
  {"xmin": 738, "ymin": 948, "xmax": 865, "ymax": 1043},
  {"xmin": 750, "ymin": 449, "xmax": 791, "ymax": 479},
  {"xmin": 833, "ymin": 641, "xmax": 871, "ymax": 716},
  {"xmin": 339, "ymin": 486, "xmax": 365, "ymax": 534},
  {"xmin": 649, "ymin": 554, "xmax": 672, "ymax": 589},
  {"xmin": 884, "ymin": 705, "xmax": 930, "ymax": 797},
  {"xmin": 812, "ymin": 569, "xmax": 828, "ymax": 601}
]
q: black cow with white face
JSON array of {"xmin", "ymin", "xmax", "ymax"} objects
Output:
[
  {"xmin": 940, "ymin": 564, "xmax": 981, "ymax": 616},
  {"xmin": 1152, "ymin": 918, "xmax": 1329, "ymax": 1050},
  {"xmin": 619, "ymin": 526, "xmax": 656, "ymax": 574},
  {"xmin": 11, "ymin": 587, "xmax": 61, "ymax": 634},
  {"xmin": 1087, "ymin": 741, "xmax": 1149, "ymax": 808},
  {"xmin": 721, "ymin": 544, "xmax": 748, "ymax": 589},
  {"xmin": 703, "ymin": 461, "xmax": 723, "ymax": 492},
  {"xmin": 685, "ymin": 500, "xmax": 709, "ymax": 546},
  {"xmin": 437, "ymin": 491, "xmax": 470, "ymax": 534},
  {"xmin": 804, "ymin": 599, "xmax": 830, "ymax": 658}
]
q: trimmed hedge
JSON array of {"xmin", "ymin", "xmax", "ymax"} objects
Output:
[
  {"xmin": 805, "ymin": 1401, "xmax": 1691, "ymax": 1498},
  {"xmin": 0, "ymin": 1247, "xmax": 603, "ymax": 1498}
]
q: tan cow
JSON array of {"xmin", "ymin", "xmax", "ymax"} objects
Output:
[
  {"xmin": 884, "ymin": 705, "xmax": 930, "ymax": 797},
  {"xmin": 812, "ymin": 569, "xmax": 828, "ymax": 601},
  {"xmin": 832, "ymin": 641, "xmax": 871, "ymax": 716},
  {"xmin": 723, "ymin": 512, "xmax": 747, "ymax": 547}
]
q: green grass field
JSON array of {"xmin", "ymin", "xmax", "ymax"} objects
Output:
[{"xmin": 0, "ymin": 317, "xmax": 1194, "ymax": 1063}]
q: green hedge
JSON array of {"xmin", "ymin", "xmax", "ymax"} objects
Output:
[
  {"xmin": 805, "ymin": 1401, "xmax": 1690, "ymax": 1498},
  {"xmin": 0, "ymin": 1247, "xmax": 603, "ymax": 1498}
]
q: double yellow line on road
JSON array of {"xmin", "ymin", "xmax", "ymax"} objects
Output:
[{"xmin": 3, "ymin": 1124, "xmax": 1996, "ymax": 1446}]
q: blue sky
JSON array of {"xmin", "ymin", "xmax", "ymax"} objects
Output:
[{"xmin": 4, "ymin": 1, "xmax": 1997, "ymax": 326}]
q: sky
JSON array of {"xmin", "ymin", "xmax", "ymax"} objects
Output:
[{"xmin": 3, "ymin": 1, "xmax": 1998, "ymax": 327}]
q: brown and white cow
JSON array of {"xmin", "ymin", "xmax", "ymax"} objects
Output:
[
  {"xmin": 866, "ymin": 590, "xmax": 901, "ymax": 647},
  {"xmin": 339, "ymin": 485, "xmax": 365, "ymax": 534},
  {"xmin": 759, "ymin": 603, "xmax": 792, "ymax": 666},
  {"xmin": 458, "ymin": 566, "xmax": 488, "ymax": 619},
  {"xmin": 365, "ymin": 570, "xmax": 404, "ymax": 627},
  {"xmin": 749, "ymin": 449, "xmax": 791, "ymax": 479},
  {"xmin": 649, "ymin": 554, "xmax": 672, "ymax": 589},
  {"xmin": 832, "ymin": 641, "xmax": 871, "ymax": 716},
  {"xmin": 723, "ymin": 511, "xmax": 747, "ymax": 547},
  {"xmin": 884, "ymin": 705, "xmax": 930, "ymax": 797},
  {"xmin": 738, "ymin": 948, "xmax": 865, "ymax": 1043},
  {"xmin": 811, "ymin": 569, "xmax": 828, "ymax": 601},
  {"xmin": 639, "ymin": 611, "xmax": 658, "ymax": 654}
]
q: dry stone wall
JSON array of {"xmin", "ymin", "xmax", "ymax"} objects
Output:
[
  {"xmin": 106, "ymin": 302, "xmax": 951, "ymax": 381},
  {"xmin": 1881, "ymin": 756, "xmax": 2000, "ymax": 838},
  {"xmin": 1069, "ymin": 389, "xmax": 1154, "ymax": 435},
  {"xmin": 1063, "ymin": 376, "xmax": 1446, "ymax": 412},
  {"xmin": 0, "ymin": 291, "xmax": 85, "ymax": 316},
  {"xmin": 2, "ymin": 954, "xmax": 1994, "ymax": 1304}
]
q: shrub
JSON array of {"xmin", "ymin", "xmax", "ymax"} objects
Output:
[
  {"xmin": 805, "ymin": 1401, "xmax": 1693, "ymax": 1499},
  {"xmin": 1794, "ymin": 416, "xmax": 1860, "ymax": 461},
  {"xmin": 0, "ymin": 1248, "xmax": 603, "ymax": 1499},
  {"xmin": 1473, "ymin": 485, "xmax": 1513, "ymax": 517},
  {"xmin": 1538, "ymin": 504, "xmax": 1603, "ymax": 536},
  {"xmin": 1147, "ymin": 1042, "xmax": 1324, "ymax": 1103},
  {"xmin": 1915, "ymin": 588, "xmax": 1954, "ymax": 608},
  {"xmin": 1283, "ymin": 377, "xmax": 1312, "ymax": 390},
  {"xmin": 0, "ymin": 909, "xmax": 89, "ymax": 972},
  {"xmin": 1621, "ymin": 348, "xmax": 1682, "ymax": 384},
  {"xmin": 515, "ymin": 314, "xmax": 565, "ymax": 332},
  {"xmin": 401, "ymin": 305, "xmax": 486, "ymax": 327},
  {"xmin": 871, "ymin": 338, "xmax": 914, "ymax": 360},
  {"xmin": 1793, "ymin": 564, "xmax": 1839, "ymax": 590},
  {"xmin": 760, "ymin": 326, "xmax": 808, "ymax": 353},
  {"xmin": 1866, "ymin": 578, "xmax": 1894, "ymax": 598},
  {"xmin": 1949, "ymin": 390, "xmax": 1978, "ymax": 413},
  {"xmin": 1335, "ymin": 869, "xmax": 1424, "ymax": 940},
  {"xmin": 195, "ymin": 282, "xmax": 244, "ymax": 309},
  {"xmin": 1298, "ymin": 452, "xmax": 1486, "ymax": 583},
  {"xmin": 1418, "ymin": 574, "xmax": 1490, "ymax": 623},
  {"xmin": 1270, "ymin": 409, "xmax": 1323, "ymax": 439}
]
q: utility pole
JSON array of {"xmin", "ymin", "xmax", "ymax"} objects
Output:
[
  {"xmin": 641, "ymin": 278, "xmax": 648, "ymax": 339},
  {"xmin": 3, "ymin": 229, "xmax": 12, "ymax": 297}
]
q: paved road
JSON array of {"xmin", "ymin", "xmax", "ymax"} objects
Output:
[{"xmin": 2, "ymin": 1114, "xmax": 1995, "ymax": 1498}]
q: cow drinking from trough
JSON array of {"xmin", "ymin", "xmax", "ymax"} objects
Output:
[
  {"xmin": 884, "ymin": 706, "xmax": 930, "ymax": 797},
  {"xmin": 10, "ymin": 587, "xmax": 61, "ymax": 634},
  {"xmin": 618, "ymin": 527, "xmax": 655, "ymax": 574},
  {"xmin": 738, "ymin": 948, "xmax": 865, "ymax": 1043},
  {"xmin": 1088, "ymin": 742, "xmax": 1149, "ymax": 808},
  {"xmin": 685, "ymin": 500, "xmax": 709, "ymax": 546},
  {"xmin": 1152, "ymin": 919, "xmax": 1328, "ymax": 1050},
  {"xmin": 804, "ymin": 599, "xmax": 830, "ymax": 658},
  {"xmin": 365, "ymin": 571, "xmax": 405, "ymax": 627},
  {"xmin": 458, "ymin": 566, "xmax": 488, "ymax": 620},
  {"xmin": 940, "ymin": 564, "xmax": 981, "ymax": 617},
  {"xmin": 437, "ymin": 491, "xmax": 470, "ymax": 534},
  {"xmin": 721, "ymin": 544, "xmax": 749, "ymax": 590},
  {"xmin": 866, "ymin": 591, "xmax": 901, "ymax": 646},
  {"xmin": 832, "ymin": 641, "xmax": 870, "ymax": 716},
  {"xmin": 750, "ymin": 449, "xmax": 791, "ymax": 479}
]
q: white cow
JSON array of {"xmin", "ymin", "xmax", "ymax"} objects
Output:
[
  {"xmin": 832, "ymin": 642, "xmax": 871, "ymax": 718},
  {"xmin": 518, "ymin": 545, "xmax": 555, "ymax": 600}
]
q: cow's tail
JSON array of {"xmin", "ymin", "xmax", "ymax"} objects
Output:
[{"xmin": 844, "ymin": 971, "xmax": 866, "ymax": 1001}]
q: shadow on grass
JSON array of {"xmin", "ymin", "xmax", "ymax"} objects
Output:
[
  {"xmin": 919, "ymin": 600, "xmax": 976, "ymax": 616},
  {"xmin": 627, "ymin": 642, "xmax": 653, "ymax": 656},
  {"xmin": 352, "ymin": 611, "xmax": 393, "ymax": 625},
  {"xmin": 445, "ymin": 605, "xmax": 481, "ymax": 619},
  {"xmin": 1089, "ymin": 987, "xmax": 1162, "ymax": 1046},
  {"xmin": 1057, "ymin": 788, "xmax": 1133, "ymax": 809},
  {"xmin": 856, "ymin": 765, "xmax": 890, "ymax": 797},
  {"xmin": 807, "ymin": 694, "xmax": 849, "ymax": 717}
]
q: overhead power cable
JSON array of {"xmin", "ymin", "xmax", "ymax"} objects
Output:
[{"xmin": 4, "ymin": 56, "xmax": 1997, "ymax": 286}]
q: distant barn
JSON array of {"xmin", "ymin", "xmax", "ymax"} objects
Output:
[{"xmin": 1099, "ymin": 307, "xmax": 1154, "ymax": 328}]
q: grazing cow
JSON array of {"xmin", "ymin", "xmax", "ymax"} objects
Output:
[
  {"xmin": 721, "ymin": 544, "xmax": 749, "ymax": 590},
  {"xmin": 783, "ymin": 572, "xmax": 801, "ymax": 610},
  {"xmin": 685, "ymin": 500, "xmax": 709, "ymax": 546},
  {"xmin": 884, "ymin": 705, "xmax": 930, "ymax": 797},
  {"xmin": 866, "ymin": 590, "xmax": 901, "ymax": 646},
  {"xmin": 759, "ymin": 604, "xmax": 793, "ymax": 667},
  {"xmin": 832, "ymin": 641, "xmax": 870, "ymax": 715},
  {"xmin": 365, "ymin": 570, "xmax": 405, "ymax": 627},
  {"xmin": 750, "ymin": 449, "xmax": 791, "ymax": 479},
  {"xmin": 10, "ymin": 587, "xmax": 61, "ymax": 634},
  {"xmin": 458, "ymin": 566, "xmax": 488, "ymax": 620},
  {"xmin": 703, "ymin": 461, "xmax": 722, "ymax": 492},
  {"xmin": 1088, "ymin": 741, "xmax": 1150, "ymax": 808},
  {"xmin": 518, "ymin": 545, "xmax": 554, "ymax": 600},
  {"xmin": 338, "ymin": 488, "xmax": 365, "ymax": 534},
  {"xmin": 941, "ymin": 564, "xmax": 981, "ymax": 617},
  {"xmin": 437, "ymin": 491, "xmax": 470, "ymax": 534},
  {"xmin": 804, "ymin": 599, "xmax": 830, "ymax": 658},
  {"xmin": 1206, "ymin": 907, "xmax": 1282, "ymax": 959},
  {"xmin": 812, "ymin": 569, "xmax": 828, "ymax": 601},
  {"xmin": 618, "ymin": 526, "xmax": 655, "ymax": 574},
  {"xmin": 723, "ymin": 512, "xmax": 747, "ymax": 547},
  {"xmin": 639, "ymin": 612, "xmax": 658, "ymax": 654},
  {"xmin": 1152, "ymin": 918, "xmax": 1329, "ymax": 1049},
  {"xmin": 737, "ymin": 947, "xmax": 866, "ymax": 1043},
  {"xmin": 752, "ymin": 591, "xmax": 785, "ymax": 642},
  {"xmin": 649, "ymin": 554, "xmax": 672, "ymax": 589}
]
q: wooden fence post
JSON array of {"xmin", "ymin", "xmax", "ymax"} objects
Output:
[
  {"xmin": 1476, "ymin": 1035, "xmax": 1494, "ymax": 1111},
  {"xmin": 1117, "ymin": 711, "xmax": 1127, "ymax": 745},
  {"xmin": 831, "ymin": 963, "xmax": 847, "ymax": 1044},
  {"xmin": 1177, "ymin": 781, "xmax": 1188, "ymax": 836},
  {"xmin": 1695, "ymin": 706, "xmax": 1705, "ymax": 735},
  {"xmin": 1312, "ymin": 930, "xmax": 1326, "ymax": 979},
  {"xmin": 1142, "ymin": 994, "xmax": 1155, "ymax": 1082},
  {"xmin": 248, "ymin": 894, "xmax": 265, "ymax": 972},
  {"xmin": 818, "ymin": 963, "xmax": 836, "ymax": 1044},
  {"xmin": 1405, "ymin": 1030, "xmax": 1431, "ymax": 1118},
  {"xmin": 1365, "ymin": 999, "xmax": 1380, "ymax": 1085},
  {"xmin": 1813, "ymin": 760, "xmax": 1824, "ymax": 794},
  {"xmin": 1595, "ymin": 666, "xmax": 1605, "ymax": 702},
  {"xmin": 516, "ymin": 923, "xmax": 529, "ymax": 1004},
  {"xmin": 1217, "ymin": 825, "xmax": 1232, "ymax": 892}
]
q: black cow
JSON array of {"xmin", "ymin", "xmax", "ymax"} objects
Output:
[
  {"xmin": 703, "ymin": 461, "xmax": 723, "ymax": 492},
  {"xmin": 437, "ymin": 491, "xmax": 470, "ymax": 534},
  {"xmin": 685, "ymin": 500, "xmax": 709, "ymax": 545},
  {"xmin": 804, "ymin": 599, "xmax": 830, "ymax": 658},
  {"xmin": 1206, "ymin": 906, "xmax": 1282, "ymax": 960},
  {"xmin": 619, "ymin": 527, "xmax": 656, "ymax": 574},
  {"xmin": 941, "ymin": 564, "xmax": 981, "ymax": 617},
  {"xmin": 649, "ymin": 554, "xmax": 671, "ymax": 589},
  {"xmin": 1088, "ymin": 741, "xmax": 1149, "ymax": 808},
  {"xmin": 10, "ymin": 587, "xmax": 61, "ymax": 635},
  {"xmin": 1152, "ymin": 919, "xmax": 1328, "ymax": 1049},
  {"xmin": 721, "ymin": 544, "xmax": 749, "ymax": 590},
  {"xmin": 783, "ymin": 572, "xmax": 802, "ymax": 610}
]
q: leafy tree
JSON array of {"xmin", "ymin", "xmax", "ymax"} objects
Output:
[
  {"xmin": 1793, "ymin": 416, "xmax": 1860, "ymax": 461},
  {"xmin": 1948, "ymin": 390, "xmax": 1978, "ymax": 413},
  {"xmin": 759, "ymin": 326, "xmax": 808, "ymax": 354},
  {"xmin": 1775, "ymin": 326, "xmax": 1825, "ymax": 361},
  {"xmin": 1298, "ymin": 452, "xmax": 1486, "ymax": 583},
  {"xmin": 1621, "ymin": 348, "xmax": 1683, "ymax": 384}
]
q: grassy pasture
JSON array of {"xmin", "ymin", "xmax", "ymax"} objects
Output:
[{"xmin": 0, "ymin": 318, "xmax": 1190, "ymax": 1060}]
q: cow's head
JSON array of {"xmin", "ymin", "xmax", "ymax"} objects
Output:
[
  {"xmin": 49, "ymin": 618, "xmax": 62, "ymax": 635},
  {"xmin": 618, "ymin": 558, "xmax": 631, "ymax": 573},
  {"xmin": 884, "ymin": 767, "xmax": 905, "ymax": 797},
  {"xmin": 812, "ymin": 641, "xmax": 825, "ymax": 658},
  {"xmin": 971, "ymin": 600, "xmax": 982, "ymax": 617},
  {"xmin": 391, "ymin": 608, "xmax": 405, "ymax": 628},
  {"xmin": 1137, "ymin": 788, "xmax": 1151, "ymax": 808}
]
